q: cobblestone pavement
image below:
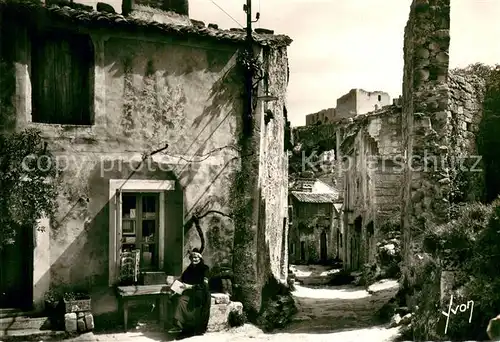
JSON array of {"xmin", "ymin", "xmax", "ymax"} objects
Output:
[
  {"xmin": 284, "ymin": 280, "xmax": 400, "ymax": 333},
  {"xmin": 85, "ymin": 324, "xmax": 400, "ymax": 342},
  {"xmin": 73, "ymin": 278, "xmax": 401, "ymax": 342}
]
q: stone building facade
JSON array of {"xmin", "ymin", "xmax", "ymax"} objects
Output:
[
  {"xmin": 338, "ymin": 105, "xmax": 403, "ymax": 271},
  {"xmin": 305, "ymin": 89, "xmax": 391, "ymax": 126},
  {"xmin": 335, "ymin": 89, "xmax": 391, "ymax": 120},
  {"xmin": 288, "ymin": 178, "xmax": 342, "ymax": 265},
  {"xmin": 0, "ymin": 0, "xmax": 291, "ymax": 315}
]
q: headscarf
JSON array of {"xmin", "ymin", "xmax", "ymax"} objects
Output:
[{"xmin": 190, "ymin": 248, "xmax": 203, "ymax": 261}]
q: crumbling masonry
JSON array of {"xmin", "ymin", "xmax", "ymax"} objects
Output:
[
  {"xmin": 291, "ymin": 0, "xmax": 485, "ymax": 278},
  {"xmin": 400, "ymin": 0, "xmax": 484, "ymax": 292}
]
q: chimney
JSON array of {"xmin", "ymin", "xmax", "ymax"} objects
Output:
[{"xmin": 122, "ymin": 0, "xmax": 191, "ymax": 25}]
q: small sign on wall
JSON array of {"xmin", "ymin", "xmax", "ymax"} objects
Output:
[{"xmin": 130, "ymin": 209, "xmax": 136, "ymax": 218}]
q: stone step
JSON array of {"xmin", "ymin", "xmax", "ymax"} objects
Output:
[
  {"xmin": 0, "ymin": 316, "xmax": 50, "ymax": 331},
  {"xmin": 0, "ymin": 309, "xmax": 38, "ymax": 319},
  {"xmin": 0, "ymin": 309, "xmax": 21, "ymax": 319},
  {"xmin": 0, "ymin": 329, "xmax": 67, "ymax": 341}
]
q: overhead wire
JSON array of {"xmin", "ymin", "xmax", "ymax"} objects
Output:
[
  {"xmin": 257, "ymin": 0, "xmax": 261, "ymax": 28},
  {"xmin": 207, "ymin": 0, "xmax": 244, "ymax": 28}
]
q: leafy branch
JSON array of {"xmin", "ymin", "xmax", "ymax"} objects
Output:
[{"xmin": 0, "ymin": 128, "xmax": 58, "ymax": 249}]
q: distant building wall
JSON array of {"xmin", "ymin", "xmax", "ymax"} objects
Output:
[
  {"xmin": 356, "ymin": 89, "xmax": 391, "ymax": 114},
  {"xmin": 335, "ymin": 89, "xmax": 357, "ymax": 119},
  {"xmin": 304, "ymin": 90, "xmax": 392, "ymax": 126},
  {"xmin": 305, "ymin": 108, "xmax": 335, "ymax": 126}
]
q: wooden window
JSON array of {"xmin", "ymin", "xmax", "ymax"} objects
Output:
[
  {"xmin": 109, "ymin": 179, "xmax": 183, "ymax": 286},
  {"xmin": 31, "ymin": 30, "xmax": 94, "ymax": 125},
  {"xmin": 120, "ymin": 193, "xmax": 160, "ymax": 272}
]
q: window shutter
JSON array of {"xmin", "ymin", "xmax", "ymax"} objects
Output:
[
  {"xmin": 164, "ymin": 187, "xmax": 184, "ymax": 276},
  {"xmin": 115, "ymin": 189, "xmax": 122, "ymax": 281}
]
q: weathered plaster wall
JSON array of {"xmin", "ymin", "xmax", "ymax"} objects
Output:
[
  {"xmin": 339, "ymin": 106, "xmax": 402, "ymax": 270},
  {"xmin": 3, "ymin": 4, "xmax": 291, "ymax": 319},
  {"xmin": 8, "ymin": 23, "xmax": 245, "ymax": 310},
  {"xmin": 258, "ymin": 46, "xmax": 289, "ymax": 284},
  {"xmin": 230, "ymin": 45, "xmax": 289, "ymax": 316}
]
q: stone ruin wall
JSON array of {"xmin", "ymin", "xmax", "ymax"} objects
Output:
[
  {"xmin": 290, "ymin": 0, "xmax": 487, "ymax": 276},
  {"xmin": 447, "ymin": 72, "xmax": 485, "ymax": 157},
  {"xmin": 338, "ymin": 106, "xmax": 403, "ymax": 268},
  {"xmin": 400, "ymin": 0, "xmax": 485, "ymax": 287}
]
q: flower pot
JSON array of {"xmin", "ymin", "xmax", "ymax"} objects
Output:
[{"xmin": 63, "ymin": 297, "xmax": 91, "ymax": 313}]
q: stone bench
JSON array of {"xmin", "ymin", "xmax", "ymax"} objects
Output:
[{"xmin": 207, "ymin": 293, "xmax": 243, "ymax": 332}]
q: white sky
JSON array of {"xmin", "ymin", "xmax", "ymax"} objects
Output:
[{"xmin": 80, "ymin": 0, "xmax": 500, "ymax": 127}]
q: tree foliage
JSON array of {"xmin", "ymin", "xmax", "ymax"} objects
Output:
[
  {"xmin": 0, "ymin": 128, "xmax": 58, "ymax": 248},
  {"xmin": 409, "ymin": 201, "xmax": 500, "ymax": 341}
]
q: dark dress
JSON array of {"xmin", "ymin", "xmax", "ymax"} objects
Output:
[{"xmin": 172, "ymin": 262, "xmax": 211, "ymax": 335}]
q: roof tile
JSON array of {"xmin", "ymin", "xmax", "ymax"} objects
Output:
[
  {"xmin": 291, "ymin": 192, "xmax": 338, "ymax": 203},
  {"xmin": 0, "ymin": 0, "xmax": 292, "ymax": 47}
]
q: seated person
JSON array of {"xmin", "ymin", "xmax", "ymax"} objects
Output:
[{"xmin": 168, "ymin": 248, "xmax": 211, "ymax": 336}]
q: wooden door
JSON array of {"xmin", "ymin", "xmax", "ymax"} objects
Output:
[{"xmin": 0, "ymin": 225, "xmax": 33, "ymax": 309}]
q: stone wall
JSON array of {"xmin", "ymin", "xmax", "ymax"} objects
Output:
[
  {"xmin": 338, "ymin": 106, "xmax": 403, "ymax": 270},
  {"xmin": 336, "ymin": 89, "xmax": 357, "ymax": 119},
  {"xmin": 400, "ymin": 0, "xmax": 451, "ymax": 286},
  {"xmin": 305, "ymin": 108, "xmax": 336, "ymax": 126},
  {"xmin": 447, "ymin": 72, "xmax": 485, "ymax": 156},
  {"xmin": 400, "ymin": 0, "xmax": 484, "ymax": 289}
]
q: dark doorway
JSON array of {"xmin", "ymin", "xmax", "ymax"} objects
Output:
[
  {"xmin": 353, "ymin": 216, "xmax": 362, "ymax": 270},
  {"xmin": 0, "ymin": 224, "xmax": 34, "ymax": 309},
  {"xmin": 367, "ymin": 221, "xmax": 374, "ymax": 263},
  {"xmin": 280, "ymin": 218, "xmax": 287, "ymax": 278},
  {"xmin": 320, "ymin": 230, "xmax": 327, "ymax": 262},
  {"xmin": 300, "ymin": 241, "xmax": 306, "ymax": 261},
  {"xmin": 336, "ymin": 229, "xmax": 341, "ymax": 259},
  {"xmin": 350, "ymin": 237, "xmax": 354, "ymax": 269}
]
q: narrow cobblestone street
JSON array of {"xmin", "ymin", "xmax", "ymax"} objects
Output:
[{"xmin": 71, "ymin": 266, "xmax": 402, "ymax": 342}]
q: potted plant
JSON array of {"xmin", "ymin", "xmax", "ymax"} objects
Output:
[
  {"xmin": 63, "ymin": 291, "xmax": 91, "ymax": 314},
  {"xmin": 44, "ymin": 289, "xmax": 63, "ymax": 328},
  {"xmin": 44, "ymin": 290, "xmax": 61, "ymax": 312}
]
